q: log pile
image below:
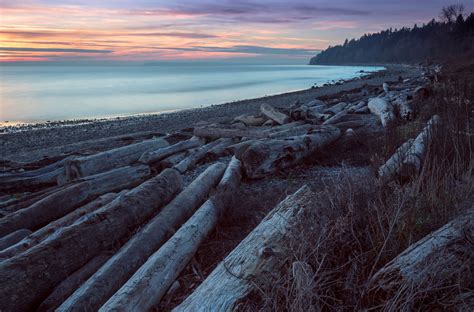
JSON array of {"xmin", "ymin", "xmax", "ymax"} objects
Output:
[{"xmin": 1, "ymin": 71, "xmax": 458, "ymax": 311}]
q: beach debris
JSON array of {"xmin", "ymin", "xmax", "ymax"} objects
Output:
[
  {"xmin": 233, "ymin": 114, "xmax": 267, "ymax": 126},
  {"xmin": 139, "ymin": 137, "xmax": 203, "ymax": 164},
  {"xmin": 174, "ymin": 138, "xmax": 233, "ymax": 173},
  {"xmin": 0, "ymin": 229, "xmax": 32, "ymax": 252},
  {"xmin": 368, "ymin": 97, "xmax": 396, "ymax": 127},
  {"xmin": 260, "ymin": 103, "xmax": 291, "ymax": 125},
  {"xmin": 174, "ymin": 185, "xmax": 315, "ymax": 312},
  {"xmin": 194, "ymin": 127, "xmax": 269, "ymax": 139}
]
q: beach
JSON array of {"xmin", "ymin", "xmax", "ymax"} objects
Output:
[{"xmin": 1, "ymin": 65, "xmax": 418, "ymax": 163}]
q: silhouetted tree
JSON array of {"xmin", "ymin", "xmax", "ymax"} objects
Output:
[{"xmin": 440, "ymin": 4, "xmax": 465, "ymax": 23}]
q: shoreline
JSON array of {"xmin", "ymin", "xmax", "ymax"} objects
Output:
[{"xmin": 1, "ymin": 65, "xmax": 420, "ymax": 162}]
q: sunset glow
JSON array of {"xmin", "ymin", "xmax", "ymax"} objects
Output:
[{"xmin": 1, "ymin": 0, "xmax": 472, "ymax": 63}]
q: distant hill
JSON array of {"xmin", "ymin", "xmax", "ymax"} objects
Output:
[{"xmin": 310, "ymin": 12, "xmax": 474, "ymax": 65}]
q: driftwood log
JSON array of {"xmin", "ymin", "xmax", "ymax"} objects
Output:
[
  {"xmin": 58, "ymin": 163, "xmax": 226, "ymax": 311},
  {"xmin": 367, "ymin": 205, "xmax": 474, "ymax": 307},
  {"xmin": 0, "ymin": 168, "xmax": 64, "ymax": 192},
  {"xmin": 193, "ymin": 127, "xmax": 269, "ymax": 139},
  {"xmin": 368, "ymin": 98, "xmax": 395, "ymax": 127},
  {"xmin": 0, "ymin": 165, "xmax": 150, "ymax": 237},
  {"xmin": 0, "ymin": 192, "xmax": 122, "ymax": 260},
  {"xmin": 139, "ymin": 138, "xmax": 202, "ymax": 164},
  {"xmin": 63, "ymin": 138, "xmax": 168, "ymax": 182},
  {"xmin": 0, "ymin": 168, "xmax": 181, "ymax": 311},
  {"xmin": 174, "ymin": 139, "xmax": 232, "ymax": 173},
  {"xmin": 239, "ymin": 127, "xmax": 341, "ymax": 179},
  {"xmin": 37, "ymin": 253, "xmax": 111, "ymax": 312},
  {"xmin": 233, "ymin": 114, "xmax": 266, "ymax": 126},
  {"xmin": 0, "ymin": 229, "xmax": 32, "ymax": 251},
  {"xmin": 101, "ymin": 157, "xmax": 242, "ymax": 311},
  {"xmin": 174, "ymin": 185, "xmax": 315, "ymax": 312},
  {"xmin": 260, "ymin": 103, "xmax": 291, "ymax": 125}
]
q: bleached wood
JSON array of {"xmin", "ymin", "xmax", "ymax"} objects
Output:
[
  {"xmin": 0, "ymin": 168, "xmax": 63, "ymax": 192},
  {"xmin": 368, "ymin": 98, "xmax": 395, "ymax": 127},
  {"xmin": 139, "ymin": 138, "xmax": 202, "ymax": 164},
  {"xmin": 100, "ymin": 157, "xmax": 242, "ymax": 311},
  {"xmin": 0, "ymin": 168, "xmax": 182, "ymax": 312},
  {"xmin": 269, "ymin": 124, "xmax": 319, "ymax": 139},
  {"xmin": 0, "ymin": 192, "xmax": 121, "ymax": 260},
  {"xmin": 347, "ymin": 101, "xmax": 366, "ymax": 113},
  {"xmin": 204, "ymin": 139, "xmax": 236, "ymax": 161},
  {"xmin": 174, "ymin": 139, "xmax": 230, "ymax": 173},
  {"xmin": 0, "ymin": 165, "xmax": 150, "ymax": 237},
  {"xmin": 368, "ymin": 205, "xmax": 474, "ymax": 306},
  {"xmin": 174, "ymin": 185, "xmax": 315, "ymax": 312},
  {"xmin": 383, "ymin": 82, "xmax": 390, "ymax": 94},
  {"xmin": 233, "ymin": 114, "xmax": 266, "ymax": 126},
  {"xmin": 324, "ymin": 102, "xmax": 348, "ymax": 115},
  {"xmin": 0, "ymin": 229, "xmax": 32, "ymax": 251},
  {"xmin": 58, "ymin": 163, "xmax": 226, "ymax": 311},
  {"xmin": 63, "ymin": 138, "xmax": 168, "ymax": 182},
  {"xmin": 378, "ymin": 139, "xmax": 414, "ymax": 180},
  {"xmin": 194, "ymin": 127, "xmax": 269, "ymax": 139},
  {"xmin": 260, "ymin": 103, "xmax": 291, "ymax": 125},
  {"xmin": 239, "ymin": 127, "xmax": 341, "ymax": 179}
]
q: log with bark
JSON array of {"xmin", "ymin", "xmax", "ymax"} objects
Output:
[
  {"xmin": 63, "ymin": 138, "xmax": 168, "ymax": 182},
  {"xmin": 324, "ymin": 102, "xmax": 348, "ymax": 115},
  {"xmin": 139, "ymin": 138, "xmax": 203, "ymax": 164},
  {"xmin": 0, "ymin": 168, "xmax": 64, "ymax": 192},
  {"xmin": 239, "ymin": 126, "xmax": 341, "ymax": 179},
  {"xmin": 174, "ymin": 185, "xmax": 315, "ymax": 312},
  {"xmin": 37, "ymin": 253, "xmax": 111, "ymax": 312},
  {"xmin": 0, "ymin": 192, "xmax": 122, "ymax": 260},
  {"xmin": 368, "ymin": 98, "xmax": 396, "ymax": 127},
  {"xmin": 194, "ymin": 127, "xmax": 269, "ymax": 139},
  {"xmin": 366, "ymin": 205, "xmax": 474, "ymax": 308},
  {"xmin": 100, "ymin": 157, "xmax": 242, "ymax": 311},
  {"xmin": 174, "ymin": 139, "xmax": 232, "ymax": 173},
  {"xmin": 57, "ymin": 163, "xmax": 226, "ymax": 311},
  {"xmin": 0, "ymin": 185, "xmax": 61, "ymax": 214},
  {"xmin": 0, "ymin": 168, "xmax": 181, "ymax": 311},
  {"xmin": 0, "ymin": 229, "xmax": 32, "ymax": 251},
  {"xmin": 0, "ymin": 165, "xmax": 150, "ymax": 237},
  {"xmin": 378, "ymin": 115, "xmax": 441, "ymax": 180},
  {"xmin": 260, "ymin": 103, "xmax": 291, "ymax": 125}
]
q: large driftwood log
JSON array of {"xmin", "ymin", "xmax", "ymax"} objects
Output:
[
  {"xmin": 260, "ymin": 103, "xmax": 291, "ymax": 125},
  {"xmin": 0, "ymin": 168, "xmax": 64, "ymax": 192},
  {"xmin": 368, "ymin": 98, "xmax": 395, "ymax": 127},
  {"xmin": 193, "ymin": 127, "xmax": 269, "ymax": 139},
  {"xmin": 204, "ymin": 139, "xmax": 237, "ymax": 161},
  {"xmin": 174, "ymin": 139, "xmax": 231, "ymax": 173},
  {"xmin": 139, "ymin": 138, "xmax": 202, "ymax": 164},
  {"xmin": 0, "ymin": 185, "xmax": 61, "ymax": 212},
  {"xmin": 324, "ymin": 102, "xmax": 348, "ymax": 115},
  {"xmin": 0, "ymin": 168, "xmax": 181, "ymax": 311},
  {"xmin": 0, "ymin": 229, "xmax": 32, "ymax": 251},
  {"xmin": 0, "ymin": 165, "xmax": 150, "ymax": 237},
  {"xmin": 174, "ymin": 185, "xmax": 315, "ymax": 312},
  {"xmin": 0, "ymin": 192, "xmax": 121, "ymax": 260},
  {"xmin": 63, "ymin": 138, "xmax": 168, "ymax": 182},
  {"xmin": 58, "ymin": 163, "xmax": 226, "ymax": 311},
  {"xmin": 100, "ymin": 157, "xmax": 242, "ymax": 311},
  {"xmin": 37, "ymin": 253, "xmax": 111, "ymax": 312},
  {"xmin": 239, "ymin": 127, "xmax": 341, "ymax": 179},
  {"xmin": 0, "ymin": 158, "xmax": 66, "ymax": 181},
  {"xmin": 378, "ymin": 115, "xmax": 440, "ymax": 180},
  {"xmin": 367, "ymin": 205, "xmax": 474, "ymax": 307},
  {"xmin": 225, "ymin": 140, "xmax": 257, "ymax": 159},
  {"xmin": 269, "ymin": 124, "xmax": 319, "ymax": 139},
  {"xmin": 233, "ymin": 114, "xmax": 266, "ymax": 126}
]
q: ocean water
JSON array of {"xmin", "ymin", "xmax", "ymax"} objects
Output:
[{"xmin": 0, "ymin": 64, "xmax": 383, "ymax": 123}]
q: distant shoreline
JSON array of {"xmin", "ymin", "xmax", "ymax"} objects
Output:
[{"xmin": 1, "ymin": 64, "xmax": 420, "ymax": 162}]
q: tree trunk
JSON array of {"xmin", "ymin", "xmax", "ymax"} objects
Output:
[
  {"xmin": 0, "ymin": 185, "xmax": 61, "ymax": 214},
  {"xmin": 174, "ymin": 139, "xmax": 229, "ymax": 173},
  {"xmin": 204, "ymin": 139, "xmax": 236, "ymax": 161},
  {"xmin": 57, "ymin": 163, "xmax": 226, "ymax": 311},
  {"xmin": 158, "ymin": 151, "xmax": 188, "ymax": 170},
  {"xmin": 378, "ymin": 139, "xmax": 414, "ymax": 180},
  {"xmin": 193, "ymin": 127, "xmax": 269, "ymax": 139},
  {"xmin": 139, "ymin": 138, "xmax": 203, "ymax": 164},
  {"xmin": 368, "ymin": 98, "xmax": 395, "ymax": 127},
  {"xmin": 233, "ymin": 114, "xmax": 266, "ymax": 126},
  {"xmin": 63, "ymin": 138, "xmax": 168, "ymax": 182},
  {"xmin": 0, "ymin": 229, "xmax": 32, "ymax": 251},
  {"xmin": 0, "ymin": 168, "xmax": 63, "ymax": 192},
  {"xmin": 269, "ymin": 124, "xmax": 319, "ymax": 139},
  {"xmin": 260, "ymin": 103, "xmax": 291, "ymax": 125},
  {"xmin": 324, "ymin": 102, "xmax": 348, "ymax": 115},
  {"xmin": 0, "ymin": 168, "xmax": 181, "ymax": 312},
  {"xmin": 174, "ymin": 185, "xmax": 315, "ymax": 312},
  {"xmin": 347, "ymin": 101, "xmax": 366, "ymax": 113},
  {"xmin": 0, "ymin": 165, "xmax": 151, "ymax": 237},
  {"xmin": 37, "ymin": 253, "xmax": 111, "ymax": 312},
  {"xmin": 100, "ymin": 157, "xmax": 242, "ymax": 312},
  {"xmin": 367, "ymin": 205, "xmax": 474, "ymax": 308},
  {"xmin": 0, "ymin": 192, "xmax": 121, "ymax": 260},
  {"xmin": 239, "ymin": 127, "xmax": 341, "ymax": 179}
]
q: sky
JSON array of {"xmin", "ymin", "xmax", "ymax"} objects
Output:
[{"xmin": 0, "ymin": 0, "xmax": 472, "ymax": 63}]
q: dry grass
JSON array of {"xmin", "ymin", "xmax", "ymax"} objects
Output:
[{"xmin": 238, "ymin": 72, "xmax": 473, "ymax": 311}]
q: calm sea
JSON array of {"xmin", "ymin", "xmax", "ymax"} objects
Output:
[{"xmin": 0, "ymin": 64, "xmax": 383, "ymax": 124}]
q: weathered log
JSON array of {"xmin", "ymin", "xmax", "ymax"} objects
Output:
[
  {"xmin": 323, "ymin": 109, "xmax": 350, "ymax": 125},
  {"xmin": 270, "ymin": 120, "xmax": 306, "ymax": 132},
  {"xmin": 0, "ymin": 168, "xmax": 182, "ymax": 311},
  {"xmin": 204, "ymin": 139, "xmax": 236, "ymax": 161},
  {"xmin": 174, "ymin": 185, "xmax": 315, "ymax": 312},
  {"xmin": 392, "ymin": 95, "xmax": 414, "ymax": 121},
  {"xmin": 306, "ymin": 99, "xmax": 326, "ymax": 107},
  {"xmin": 354, "ymin": 106, "xmax": 370, "ymax": 114},
  {"xmin": 0, "ymin": 165, "xmax": 150, "ymax": 237},
  {"xmin": 260, "ymin": 103, "xmax": 291, "ymax": 125},
  {"xmin": 332, "ymin": 117, "xmax": 378, "ymax": 131},
  {"xmin": 324, "ymin": 102, "xmax": 348, "ymax": 115},
  {"xmin": 0, "ymin": 185, "xmax": 61, "ymax": 214},
  {"xmin": 100, "ymin": 157, "xmax": 242, "ymax": 311},
  {"xmin": 225, "ymin": 140, "xmax": 258, "ymax": 159},
  {"xmin": 383, "ymin": 82, "xmax": 390, "ymax": 94},
  {"xmin": 37, "ymin": 253, "xmax": 111, "ymax": 312},
  {"xmin": 269, "ymin": 124, "xmax": 319, "ymax": 139},
  {"xmin": 367, "ymin": 205, "xmax": 474, "ymax": 307},
  {"xmin": 262, "ymin": 119, "xmax": 276, "ymax": 126},
  {"xmin": 63, "ymin": 138, "xmax": 168, "ymax": 182},
  {"xmin": 368, "ymin": 97, "xmax": 395, "ymax": 127},
  {"xmin": 0, "ymin": 157, "xmax": 67, "ymax": 182},
  {"xmin": 233, "ymin": 114, "xmax": 266, "ymax": 126},
  {"xmin": 347, "ymin": 101, "xmax": 366, "ymax": 113},
  {"xmin": 378, "ymin": 115, "xmax": 440, "ymax": 180},
  {"xmin": 239, "ymin": 127, "xmax": 341, "ymax": 179},
  {"xmin": 0, "ymin": 168, "xmax": 63, "ymax": 191},
  {"xmin": 158, "ymin": 151, "xmax": 188, "ymax": 169},
  {"xmin": 0, "ymin": 192, "xmax": 121, "ymax": 260},
  {"xmin": 194, "ymin": 127, "xmax": 269, "ymax": 139},
  {"xmin": 174, "ymin": 139, "xmax": 230, "ymax": 173},
  {"xmin": 58, "ymin": 163, "xmax": 226, "ymax": 311},
  {"xmin": 0, "ymin": 229, "xmax": 32, "ymax": 251},
  {"xmin": 139, "ymin": 138, "xmax": 202, "ymax": 164}
]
